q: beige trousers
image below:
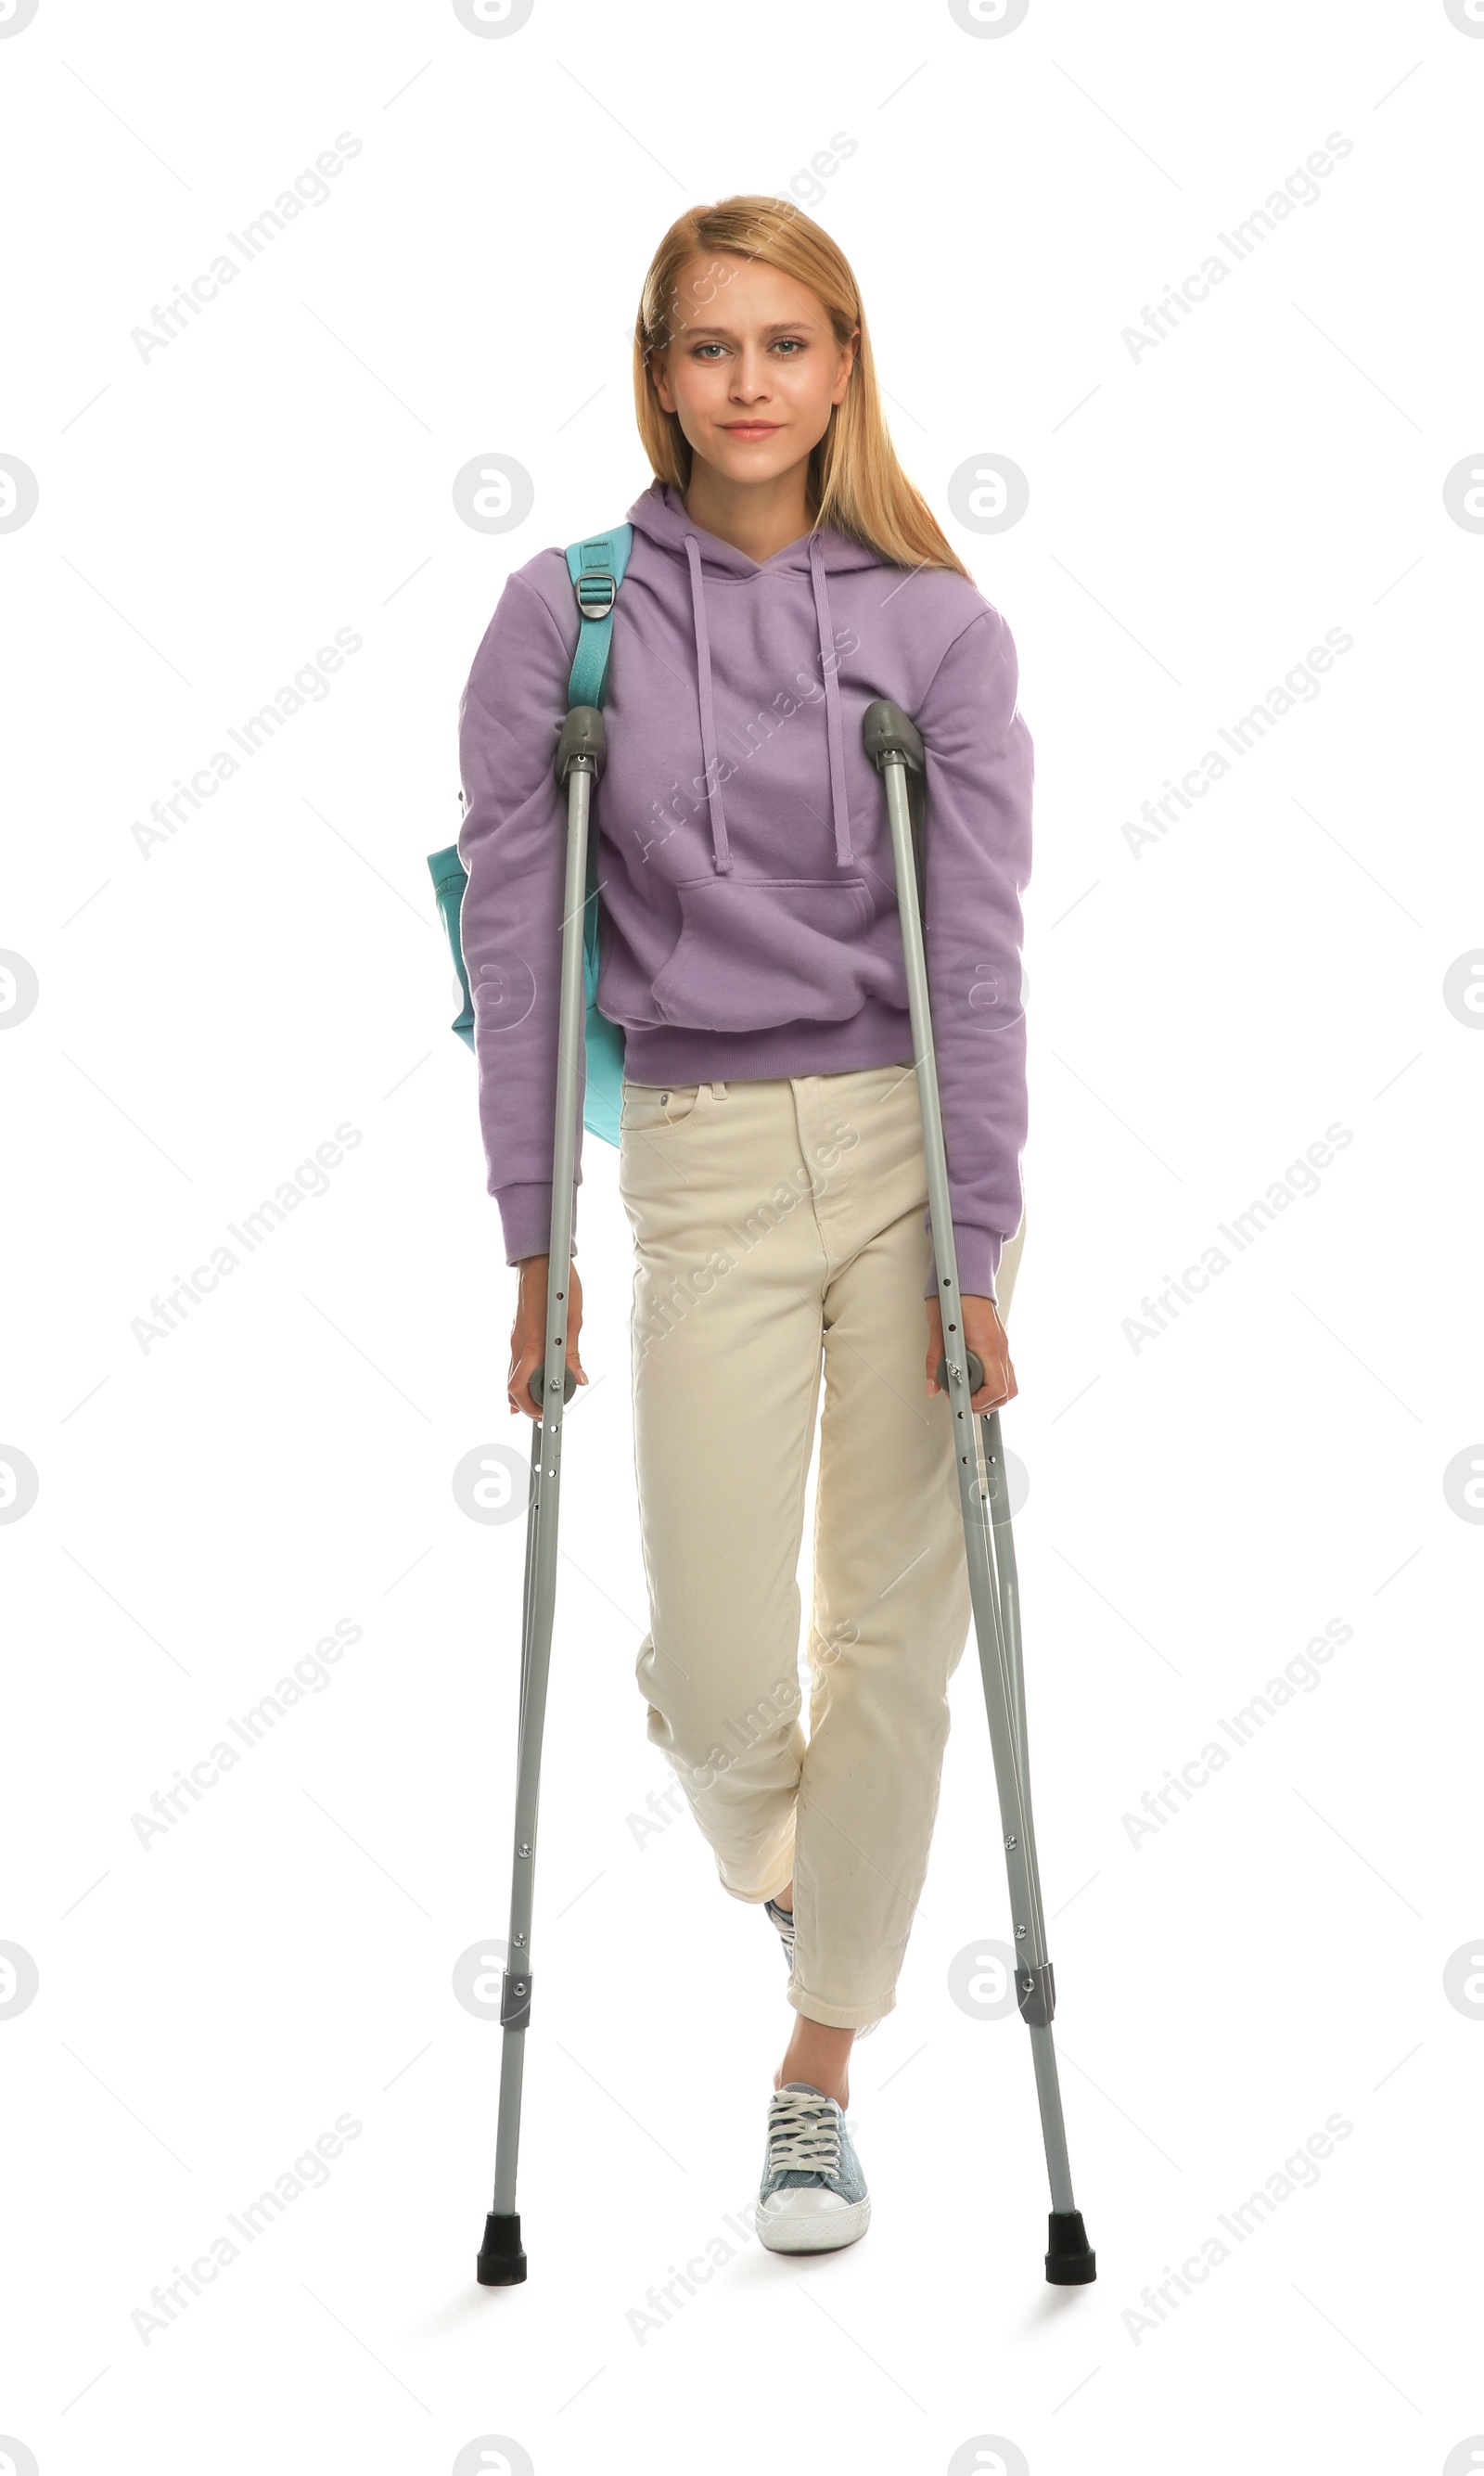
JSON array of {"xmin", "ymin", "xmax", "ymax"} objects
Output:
[{"xmin": 618, "ymin": 1061, "xmax": 1023, "ymax": 2033}]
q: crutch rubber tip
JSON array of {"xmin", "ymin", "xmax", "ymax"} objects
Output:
[
  {"xmin": 1044, "ymin": 2210, "xmax": 1096, "ymax": 2284},
  {"xmin": 477, "ymin": 2212, "xmax": 527, "ymax": 2285}
]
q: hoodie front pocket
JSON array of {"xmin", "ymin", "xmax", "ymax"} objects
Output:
[{"xmin": 650, "ymin": 874, "xmax": 876, "ymax": 1033}]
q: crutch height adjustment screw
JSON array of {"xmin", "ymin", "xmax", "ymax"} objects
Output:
[
  {"xmin": 500, "ymin": 1966, "xmax": 533, "ymax": 2025},
  {"xmin": 518, "ymin": 1844, "xmax": 531, "ymax": 1858}
]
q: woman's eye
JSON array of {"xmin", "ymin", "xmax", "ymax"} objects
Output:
[{"xmin": 689, "ymin": 339, "xmax": 806, "ymax": 360}]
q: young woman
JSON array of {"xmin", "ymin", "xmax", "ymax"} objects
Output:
[{"xmin": 457, "ymin": 195, "xmax": 1030, "ymax": 2255}]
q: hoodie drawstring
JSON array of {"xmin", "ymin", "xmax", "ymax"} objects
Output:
[
  {"xmin": 683, "ymin": 534, "xmax": 733, "ymax": 874},
  {"xmin": 683, "ymin": 527, "xmax": 853, "ymax": 878},
  {"xmin": 809, "ymin": 532, "xmax": 854, "ymax": 870}
]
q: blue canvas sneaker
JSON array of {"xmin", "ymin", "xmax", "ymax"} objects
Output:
[{"xmin": 755, "ymin": 2081, "xmax": 872, "ymax": 2253}]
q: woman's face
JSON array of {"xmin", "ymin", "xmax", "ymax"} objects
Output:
[{"xmin": 650, "ymin": 252, "xmax": 857, "ymax": 493}]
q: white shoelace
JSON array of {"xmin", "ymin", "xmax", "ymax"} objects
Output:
[{"xmin": 766, "ymin": 2087, "xmax": 842, "ymax": 2176}]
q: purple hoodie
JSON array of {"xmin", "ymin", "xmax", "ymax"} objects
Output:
[{"xmin": 456, "ymin": 477, "xmax": 1031, "ymax": 1302}]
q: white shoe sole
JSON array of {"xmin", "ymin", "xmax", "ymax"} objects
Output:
[{"xmin": 755, "ymin": 2191, "xmax": 872, "ymax": 2253}]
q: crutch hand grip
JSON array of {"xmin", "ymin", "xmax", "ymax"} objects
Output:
[
  {"xmin": 528, "ymin": 1365, "xmax": 579, "ymax": 1408},
  {"xmin": 935, "ymin": 1347, "xmax": 985, "ymax": 1395}
]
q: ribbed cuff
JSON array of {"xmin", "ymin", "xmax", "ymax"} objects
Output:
[
  {"xmin": 495, "ymin": 1180, "xmax": 578, "ymax": 1268},
  {"xmin": 923, "ymin": 1224, "xmax": 1004, "ymax": 1303}
]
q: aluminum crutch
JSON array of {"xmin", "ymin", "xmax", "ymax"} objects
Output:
[
  {"xmin": 476, "ymin": 704, "xmax": 602, "ymax": 2287},
  {"xmin": 863, "ymin": 697, "xmax": 1096, "ymax": 2287}
]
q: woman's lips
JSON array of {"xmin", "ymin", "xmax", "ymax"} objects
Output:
[{"xmin": 722, "ymin": 423, "xmax": 780, "ymax": 437}]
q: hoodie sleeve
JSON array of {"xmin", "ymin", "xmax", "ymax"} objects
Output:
[
  {"xmin": 456, "ymin": 568, "xmax": 582, "ymax": 1267},
  {"xmin": 915, "ymin": 605, "xmax": 1032, "ymax": 1305}
]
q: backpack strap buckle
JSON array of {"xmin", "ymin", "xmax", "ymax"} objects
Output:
[
  {"xmin": 574, "ymin": 569, "xmax": 617, "ymax": 621},
  {"xmin": 564, "ymin": 525, "xmax": 633, "ymax": 712}
]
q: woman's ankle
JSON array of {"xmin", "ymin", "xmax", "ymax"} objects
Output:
[
  {"xmin": 774, "ymin": 2065, "xmax": 849, "ymax": 2107},
  {"xmin": 775, "ymin": 2016, "xmax": 854, "ymax": 2108}
]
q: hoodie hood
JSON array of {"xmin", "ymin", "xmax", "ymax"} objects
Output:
[{"xmin": 624, "ymin": 478, "xmax": 883, "ymax": 877}]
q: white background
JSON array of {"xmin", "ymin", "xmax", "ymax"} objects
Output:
[{"xmin": 2, "ymin": 1, "xmax": 1481, "ymax": 2470}]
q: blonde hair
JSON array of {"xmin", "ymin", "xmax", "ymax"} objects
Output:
[{"xmin": 632, "ymin": 194, "xmax": 973, "ymax": 585}]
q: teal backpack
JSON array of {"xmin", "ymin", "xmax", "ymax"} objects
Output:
[{"xmin": 428, "ymin": 525, "xmax": 633, "ymax": 1146}]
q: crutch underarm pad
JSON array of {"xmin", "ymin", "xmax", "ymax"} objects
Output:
[
  {"xmin": 862, "ymin": 697, "xmax": 925, "ymax": 773},
  {"xmin": 555, "ymin": 704, "xmax": 606, "ymax": 780}
]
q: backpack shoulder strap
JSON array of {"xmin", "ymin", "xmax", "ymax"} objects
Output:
[{"xmin": 563, "ymin": 524, "xmax": 633, "ymax": 709}]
